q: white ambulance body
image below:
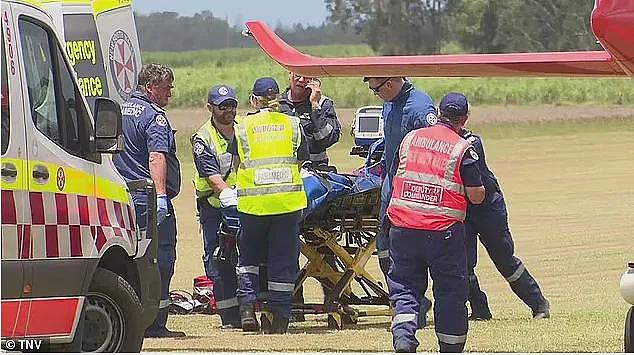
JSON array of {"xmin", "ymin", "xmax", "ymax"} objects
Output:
[
  {"xmin": 41, "ymin": 0, "xmax": 142, "ymax": 110},
  {"xmin": 1, "ymin": 0, "xmax": 159, "ymax": 352}
]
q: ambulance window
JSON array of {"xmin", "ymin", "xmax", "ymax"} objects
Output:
[
  {"xmin": 19, "ymin": 18, "xmax": 96, "ymax": 162},
  {"xmin": 1, "ymin": 34, "xmax": 9, "ymax": 155}
]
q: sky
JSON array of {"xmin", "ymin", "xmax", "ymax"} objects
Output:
[{"xmin": 132, "ymin": 0, "xmax": 330, "ymax": 28}]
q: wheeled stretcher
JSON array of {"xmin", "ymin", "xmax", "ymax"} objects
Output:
[
  {"xmin": 295, "ymin": 180, "xmax": 391, "ymax": 329},
  {"xmin": 213, "ymin": 140, "xmax": 389, "ymax": 329}
]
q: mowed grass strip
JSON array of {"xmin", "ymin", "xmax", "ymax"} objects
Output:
[{"xmin": 150, "ymin": 117, "xmax": 634, "ymax": 352}]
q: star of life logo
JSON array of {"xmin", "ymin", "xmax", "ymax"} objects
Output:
[{"xmin": 108, "ymin": 30, "xmax": 137, "ymax": 101}]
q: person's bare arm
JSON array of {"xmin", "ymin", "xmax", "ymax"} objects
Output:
[
  {"xmin": 149, "ymin": 151, "xmax": 167, "ymax": 195},
  {"xmin": 465, "ymin": 186, "xmax": 486, "ymax": 205},
  {"xmin": 206, "ymin": 174, "xmax": 229, "ymax": 194}
]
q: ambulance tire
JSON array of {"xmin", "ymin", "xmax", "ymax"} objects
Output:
[
  {"xmin": 626, "ymin": 306, "xmax": 634, "ymax": 353},
  {"xmin": 82, "ymin": 268, "xmax": 144, "ymax": 353}
]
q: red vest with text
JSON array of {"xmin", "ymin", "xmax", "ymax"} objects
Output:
[{"xmin": 387, "ymin": 124, "xmax": 471, "ymax": 231}]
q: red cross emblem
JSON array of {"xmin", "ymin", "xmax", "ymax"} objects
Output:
[{"xmin": 109, "ymin": 30, "xmax": 137, "ymax": 100}]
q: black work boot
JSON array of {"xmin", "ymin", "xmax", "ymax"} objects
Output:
[
  {"xmin": 532, "ymin": 299, "xmax": 551, "ymax": 320},
  {"xmin": 439, "ymin": 341, "xmax": 465, "ymax": 353},
  {"xmin": 260, "ymin": 311, "xmax": 274, "ymax": 334},
  {"xmin": 144, "ymin": 309, "xmax": 186, "ymax": 338},
  {"xmin": 468, "ymin": 274, "xmax": 493, "ymax": 321},
  {"xmin": 394, "ymin": 339, "xmax": 417, "ymax": 353},
  {"xmin": 240, "ymin": 304, "xmax": 259, "ymax": 332},
  {"xmin": 272, "ymin": 315, "xmax": 290, "ymax": 334}
]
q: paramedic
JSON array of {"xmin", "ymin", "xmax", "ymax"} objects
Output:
[
  {"xmin": 191, "ymin": 84, "xmax": 242, "ymax": 329},
  {"xmin": 461, "ymin": 128, "xmax": 550, "ymax": 320},
  {"xmin": 228, "ymin": 77, "xmax": 310, "ymax": 334},
  {"xmin": 113, "ymin": 63, "xmax": 185, "ymax": 338},
  {"xmin": 364, "ymin": 76, "xmax": 437, "ymax": 321},
  {"xmin": 387, "ymin": 92, "xmax": 484, "ymax": 352}
]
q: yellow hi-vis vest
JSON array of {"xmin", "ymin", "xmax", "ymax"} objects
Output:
[
  {"xmin": 191, "ymin": 118, "xmax": 239, "ymax": 208},
  {"xmin": 235, "ymin": 111, "xmax": 307, "ymax": 216}
]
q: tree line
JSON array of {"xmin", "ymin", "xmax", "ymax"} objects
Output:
[
  {"xmin": 136, "ymin": 0, "xmax": 600, "ymax": 54},
  {"xmin": 134, "ymin": 11, "xmax": 365, "ymax": 52}
]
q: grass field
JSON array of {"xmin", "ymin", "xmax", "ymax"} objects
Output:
[
  {"xmin": 143, "ymin": 46, "xmax": 634, "ymax": 108},
  {"xmin": 142, "ymin": 109, "xmax": 634, "ymax": 352}
]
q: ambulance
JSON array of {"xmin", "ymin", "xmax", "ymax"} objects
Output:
[{"xmin": 1, "ymin": 0, "xmax": 159, "ymax": 352}]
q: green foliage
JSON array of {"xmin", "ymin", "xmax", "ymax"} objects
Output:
[
  {"xmin": 325, "ymin": 0, "xmax": 600, "ymax": 55},
  {"xmin": 134, "ymin": 12, "xmax": 364, "ymax": 52},
  {"xmin": 144, "ymin": 46, "xmax": 634, "ymax": 108},
  {"xmin": 326, "ymin": 0, "xmax": 451, "ymax": 54}
]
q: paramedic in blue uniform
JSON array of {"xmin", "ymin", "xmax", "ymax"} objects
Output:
[
  {"xmin": 461, "ymin": 128, "xmax": 550, "ymax": 321},
  {"xmin": 387, "ymin": 92, "xmax": 485, "ymax": 353},
  {"xmin": 113, "ymin": 63, "xmax": 185, "ymax": 338},
  {"xmin": 279, "ymin": 72, "xmax": 341, "ymax": 166},
  {"xmin": 191, "ymin": 85, "xmax": 242, "ymax": 329},
  {"xmin": 227, "ymin": 77, "xmax": 310, "ymax": 334},
  {"xmin": 364, "ymin": 76, "xmax": 437, "ymax": 321}
]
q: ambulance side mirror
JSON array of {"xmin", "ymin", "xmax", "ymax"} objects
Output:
[{"xmin": 94, "ymin": 97, "xmax": 124, "ymax": 153}]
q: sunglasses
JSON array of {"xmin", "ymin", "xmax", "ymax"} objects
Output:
[
  {"xmin": 217, "ymin": 102, "xmax": 237, "ymax": 111},
  {"xmin": 369, "ymin": 78, "xmax": 391, "ymax": 94}
]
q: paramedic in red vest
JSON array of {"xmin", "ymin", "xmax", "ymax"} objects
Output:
[{"xmin": 386, "ymin": 92, "xmax": 485, "ymax": 353}]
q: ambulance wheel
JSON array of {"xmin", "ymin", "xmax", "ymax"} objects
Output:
[
  {"xmin": 82, "ymin": 268, "xmax": 145, "ymax": 352},
  {"xmin": 626, "ymin": 306, "xmax": 634, "ymax": 353}
]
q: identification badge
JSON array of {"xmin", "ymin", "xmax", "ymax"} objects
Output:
[
  {"xmin": 254, "ymin": 167, "xmax": 293, "ymax": 185},
  {"xmin": 401, "ymin": 181, "xmax": 443, "ymax": 205}
]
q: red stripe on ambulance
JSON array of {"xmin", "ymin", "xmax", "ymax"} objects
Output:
[{"xmin": 1, "ymin": 190, "xmax": 16, "ymax": 224}]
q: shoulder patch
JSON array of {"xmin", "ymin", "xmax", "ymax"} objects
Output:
[
  {"xmin": 193, "ymin": 141, "xmax": 205, "ymax": 156},
  {"xmin": 425, "ymin": 112, "xmax": 438, "ymax": 126},
  {"xmin": 467, "ymin": 136, "xmax": 477, "ymax": 143},
  {"xmin": 469, "ymin": 149, "xmax": 479, "ymax": 161},
  {"xmin": 155, "ymin": 114, "xmax": 168, "ymax": 127}
]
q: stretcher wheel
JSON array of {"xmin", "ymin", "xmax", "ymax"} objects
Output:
[{"xmin": 327, "ymin": 313, "xmax": 343, "ymax": 330}]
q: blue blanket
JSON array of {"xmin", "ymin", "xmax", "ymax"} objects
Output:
[{"xmin": 302, "ymin": 168, "xmax": 381, "ymax": 218}]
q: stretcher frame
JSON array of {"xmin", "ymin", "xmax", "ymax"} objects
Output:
[{"xmin": 295, "ymin": 185, "xmax": 391, "ymax": 329}]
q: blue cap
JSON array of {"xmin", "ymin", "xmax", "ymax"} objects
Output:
[
  {"xmin": 439, "ymin": 92, "xmax": 469, "ymax": 118},
  {"xmin": 208, "ymin": 85, "xmax": 238, "ymax": 106},
  {"xmin": 252, "ymin": 77, "xmax": 279, "ymax": 97}
]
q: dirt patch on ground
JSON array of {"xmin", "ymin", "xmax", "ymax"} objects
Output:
[{"xmin": 169, "ymin": 105, "xmax": 634, "ymax": 132}]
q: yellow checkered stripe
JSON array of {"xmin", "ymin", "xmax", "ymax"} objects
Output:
[{"xmin": 0, "ymin": 158, "xmax": 129, "ymax": 204}]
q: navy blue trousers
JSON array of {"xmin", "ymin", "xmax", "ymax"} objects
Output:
[
  {"xmin": 134, "ymin": 196, "xmax": 176, "ymax": 331},
  {"xmin": 388, "ymin": 223, "xmax": 468, "ymax": 352},
  {"xmin": 466, "ymin": 192, "xmax": 547, "ymax": 314},
  {"xmin": 236, "ymin": 211, "xmax": 301, "ymax": 319},
  {"xmin": 198, "ymin": 200, "xmax": 239, "ymax": 325},
  {"xmin": 379, "ymin": 198, "xmax": 432, "ymax": 326}
]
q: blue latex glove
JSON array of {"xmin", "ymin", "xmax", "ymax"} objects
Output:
[
  {"xmin": 219, "ymin": 206, "xmax": 240, "ymax": 235},
  {"xmin": 157, "ymin": 195, "xmax": 169, "ymax": 225}
]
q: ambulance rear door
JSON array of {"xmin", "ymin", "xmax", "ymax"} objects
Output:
[
  {"xmin": 93, "ymin": 0, "xmax": 141, "ymax": 106},
  {"xmin": 13, "ymin": 2, "xmax": 97, "ymax": 338}
]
